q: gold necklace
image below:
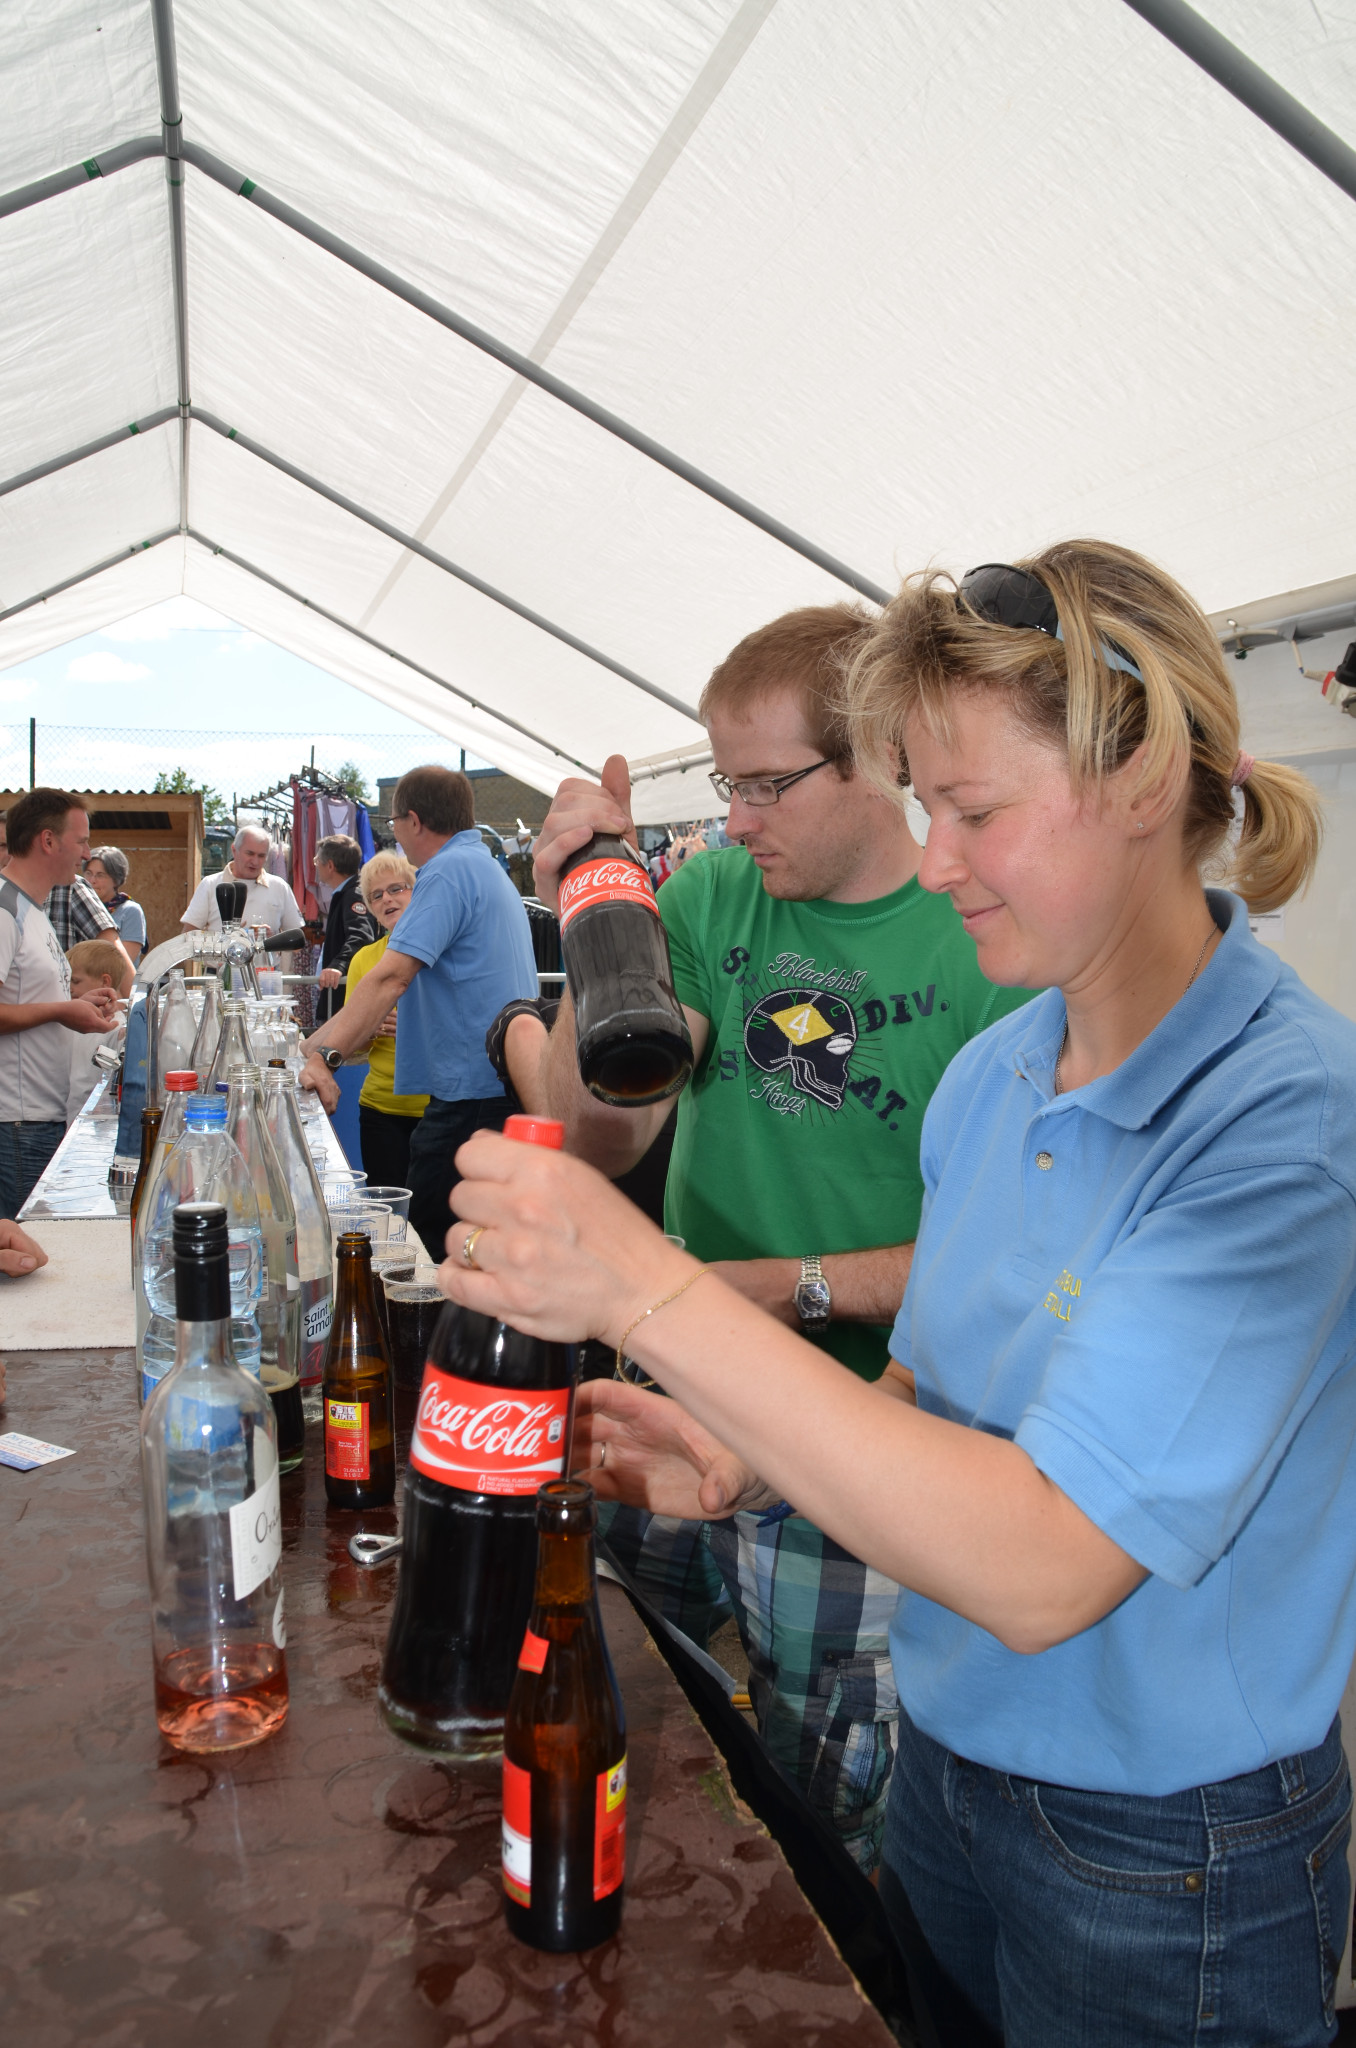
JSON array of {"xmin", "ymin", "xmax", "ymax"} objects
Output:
[{"xmin": 1054, "ymin": 921, "xmax": 1218, "ymax": 1097}]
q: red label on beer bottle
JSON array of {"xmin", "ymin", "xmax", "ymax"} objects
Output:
[
  {"xmin": 558, "ymin": 855, "xmax": 660, "ymax": 932},
  {"xmin": 324, "ymin": 1397, "xmax": 370, "ymax": 1480},
  {"xmin": 502, "ymin": 1755, "xmax": 532, "ymax": 1906},
  {"xmin": 409, "ymin": 1365, "xmax": 569, "ymax": 1494},
  {"xmin": 594, "ymin": 1755, "xmax": 627, "ymax": 1901},
  {"xmin": 518, "ymin": 1628, "xmax": 550, "ymax": 1674}
]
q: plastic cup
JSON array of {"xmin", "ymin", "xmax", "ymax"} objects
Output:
[
  {"xmin": 361, "ymin": 1186, "xmax": 412, "ymax": 1243},
  {"xmin": 383, "ymin": 1280, "xmax": 444, "ymax": 1387}
]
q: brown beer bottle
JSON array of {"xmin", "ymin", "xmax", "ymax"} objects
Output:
[
  {"xmin": 557, "ymin": 833, "xmax": 692, "ymax": 1106},
  {"xmin": 502, "ymin": 1480, "xmax": 626, "ymax": 1951},
  {"xmin": 322, "ymin": 1231, "xmax": 395, "ymax": 1509},
  {"xmin": 128, "ymin": 1104, "xmax": 164, "ymax": 1234}
]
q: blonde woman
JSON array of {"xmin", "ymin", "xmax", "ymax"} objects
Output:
[
  {"xmin": 437, "ymin": 541, "xmax": 1356, "ymax": 2045},
  {"xmin": 346, "ymin": 849, "xmax": 428, "ymax": 1187}
]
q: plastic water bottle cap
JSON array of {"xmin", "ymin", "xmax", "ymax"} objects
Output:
[{"xmin": 184, "ymin": 1098, "xmax": 228, "ymax": 1128}]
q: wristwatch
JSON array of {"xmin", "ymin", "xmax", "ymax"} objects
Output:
[
  {"xmin": 794, "ymin": 1254, "xmax": 832, "ymax": 1335},
  {"xmin": 318, "ymin": 1045, "xmax": 345, "ymax": 1073}
]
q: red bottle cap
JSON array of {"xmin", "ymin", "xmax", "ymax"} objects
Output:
[
  {"xmin": 503, "ymin": 1114, "xmax": 565, "ymax": 1150},
  {"xmin": 164, "ymin": 1071, "xmax": 199, "ymax": 1089}
]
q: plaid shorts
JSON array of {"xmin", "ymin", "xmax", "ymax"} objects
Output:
[{"xmin": 599, "ymin": 1502, "xmax": 900, "ymax": 1872}]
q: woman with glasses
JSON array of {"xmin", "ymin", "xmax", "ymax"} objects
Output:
[
  {"xmin": 345, "ymin": 850, "xmax": 428, "ymax": 1188},
  {"xmin": 83, "ymin": 845, "xmax": 146, "ymax": 964},
  {"xmin": 437, "ymin": 539, "xmax": 1356, "ymax": 2046}
]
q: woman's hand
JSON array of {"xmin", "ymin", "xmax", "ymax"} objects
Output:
[
  {"xmin": 574, "ymin": 1379, "xmax": 779, "ymax": 1519},
  {"xmin": 438, "ymin": 1129, "xmax": 688, "ymax": 1347},
  {"xmin": 376, "ymin": 1006, "xmax": 399, "ymax": 1040}
]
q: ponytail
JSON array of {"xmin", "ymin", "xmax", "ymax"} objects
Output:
[{"xmin": 1230, "ymin": 760, "xmax": 1323, "ymax": 914}]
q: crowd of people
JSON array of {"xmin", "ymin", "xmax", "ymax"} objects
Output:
[{"xmin": 3, "ymin": 537, "xmax": 1355, "ymax": 2042}]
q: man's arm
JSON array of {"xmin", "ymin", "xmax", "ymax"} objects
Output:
[
  {"xmin": 299, "ymin": 946, "xmax": 420, "ymax": 1109},
  {"xmin": 503, "ymin": 991, "xmax": 706, "ymax": 1178},
  {"xmin": 709, "ymin": 1241, "xmax": 915, "ymax": 1331}
]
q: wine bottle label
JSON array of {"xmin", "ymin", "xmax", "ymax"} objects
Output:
[
  {"xmin": 410, "ymin": 1366, "xmax": 569, "ymax": 1495},
  {"xmin": 558, "ymin": 855, "xmax": 660, "ymax": 931},
  {"xmin": 229, "ymin": 1445, "xmax": 282, "ymax": 1601},
  {"xmin": 518, "ymin": 1628, "xmax": 550, "ymax": 1674},
  {"xmin": 594, "ymin": 1755, "xmax": 627, "ymax": 1902},
  {"xmin": 272, "ymin": 1588, "xmax": 287, "ymax": 1649},
  {"xmin": 325, "ymin": 1397, "xmax": 370, "ymax": 1480},
  {"xmin": 502, "ymin": 1756, "xmax": 532, "ymax": 1906}
]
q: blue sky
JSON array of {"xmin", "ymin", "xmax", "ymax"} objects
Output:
[{"xmin": 0, "ymin": 595, "xmax": 488, "ymax": 809}]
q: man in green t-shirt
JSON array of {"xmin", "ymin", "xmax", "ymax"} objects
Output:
[{"xmin": 502, "ymin": 603, "xmax": 1029, "ymax": 1869}]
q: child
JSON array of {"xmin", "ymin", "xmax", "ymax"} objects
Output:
[{"xmin": 64, "ymin": 940, "xmax": 133, "ymax": 1123}]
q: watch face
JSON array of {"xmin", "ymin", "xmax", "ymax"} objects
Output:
[{"xmin": 796, "ymin": 1279, "xmax": 831, "ymax": 1323}]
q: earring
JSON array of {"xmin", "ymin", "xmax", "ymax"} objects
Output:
[{"xmin": 1136, "ymin": 820, "xmax": 1145, "ymax": 831}]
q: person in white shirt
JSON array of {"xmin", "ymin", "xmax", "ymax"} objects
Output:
[
  {"xmin": 0, "ymin": 788, "xmax": 120, "ymax": 1218},
  {"xmin": 180, "ymin": 825, "xmax": 305, "ymax": 936}
]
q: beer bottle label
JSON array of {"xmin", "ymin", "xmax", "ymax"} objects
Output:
[
  {"xmin": 409, "ymin": 1366, "xmax": 569, "ymax": 1495},
  {"xmin": 558, "ymin": 855, "xmax": 660, "ymax": 931},
  {"xmin": 594, "ymin": 1755, "xmax": 627, "ymax": 1901},
  {"xmin": 518, "ymin": 1628, "xmax": 550, "ymax": 1674},
  {"xmin": 502, "ymin": 1756, "xmax": 532, "ymax": 1906},
  {"xmin": 325, "ymin": 1397, "xmax": 370, "ymax": 1480}
]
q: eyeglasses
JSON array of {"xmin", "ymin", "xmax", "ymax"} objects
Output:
[
  {"xmin": 367, "ymin": 882, "xmax": 411, "ymax": 904},
  {"xmin": 708, "ymin": 758, "xmax": 835, "ymax": 807},
  {"xmin": 958, "ymin": 561, "xmax": 1143, "ymax": 680}
]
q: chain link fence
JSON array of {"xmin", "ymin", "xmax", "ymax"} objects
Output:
[{"xmin": 0, "ymin": 721, "xmax": 480, "ymax": 819}]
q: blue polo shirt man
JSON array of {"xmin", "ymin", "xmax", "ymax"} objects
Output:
[
  {"xmin": 301, "ymin": 767, "xmax": 537, "ymax": 1263},
  {"xmin": 888, "ymin": 888, "xmax": 1356, "ymax": 1795}
]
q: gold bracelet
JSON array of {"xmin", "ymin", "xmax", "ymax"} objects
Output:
[{"xmin": 614, "ymin": 1267, "xmax": 710, "ymax": 1379}]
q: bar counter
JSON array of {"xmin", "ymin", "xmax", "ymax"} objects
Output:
[{"xmin": 0, "ymin": 1347, "xmax": 896, "ymax": 2046}]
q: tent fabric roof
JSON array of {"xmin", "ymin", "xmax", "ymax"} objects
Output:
[{"xmin": 2, "ymin": 1, "xmax": 1355, "ymax": 821}]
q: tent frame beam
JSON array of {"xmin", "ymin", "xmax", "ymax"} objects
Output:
[
  {"xmin": 182, "ymin": 529, "xmax": 599, "ymax": 774},
  {"xmin": 0, "ymin": 531, "xmax": 180, "ymax": 624},
  {"xmin": 189, "ymin": 408, "xmax": 697, "ymax": 719},
  {"xmin": 0, "ymin": 136, "xmax": 161, "ymax": 220},
  {"xmin": 149, "ymin": 0, "xmax": 191, "ymax": 534},
  {"xmin": 1124, "ymin": 0, "xmax": 1356, "ymax": 204},
  {"xmin": 0, "ymin": 410, "xmax": 699, "ymax": 722}
]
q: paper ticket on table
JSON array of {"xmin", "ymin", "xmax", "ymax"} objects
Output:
[{"xmin": 0, "ymin": 1432, "xmax": 76, "ymax": 1471}]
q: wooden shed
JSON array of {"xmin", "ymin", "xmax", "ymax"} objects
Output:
[{"xmin": 0, "ymin": 788, "xmax": 203, "ymax": 953}]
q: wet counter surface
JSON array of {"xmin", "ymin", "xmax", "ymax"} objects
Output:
[{"xmin": 0, "ymin": 1350, "xmax": 894, "ymax": 2048}]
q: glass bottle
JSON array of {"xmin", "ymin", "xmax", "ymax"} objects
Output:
[
  {"xmin": 140, "ymin": 1200, "xmax": 289, "ymax": 1752},
  {"xmin": 323, "ymin": 1231, "xmax": 395, "ymax": 1509},
  {"xmin": 154, "ymin": 968, "xmax": 199, "ymax": 1103},
  {"xmin": 263, "ymin": 1062, "xmax": 334, "ymax": 1396},
  {"xmin": 128, "ymin": 1105, "xmax": 163, "ymax": 1265},
  {"xmin": 225, "ymin": 1066, "xmax": 303, "ymax": 1474},
  {"xmin": 189, "ymin": 971, "xmax": 223, "ymax": 1085},
  {"xmin": 502, "ymin": 1480, "xmax": 626, "ymax": 1952},
  {"xmin": 206, "ymin": 1000, "xmax": 255, "ymax": 1095},
  {"xmin": 141, "ymin": 1095, "xmax": 264, "ymax": 1324}
]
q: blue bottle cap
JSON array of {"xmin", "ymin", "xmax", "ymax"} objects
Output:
[{"xmin": 184, "ymin": 1097, "xmax": 228, "ymax": 1128}]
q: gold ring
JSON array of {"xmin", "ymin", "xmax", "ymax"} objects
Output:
[
  {"xmin": 598, "ymin": 1440, "xmax": 607, "ymax": 1469},
  {"xmin": 462, "ymin": 1226, "xmax": 486, "ymax": 1271}
]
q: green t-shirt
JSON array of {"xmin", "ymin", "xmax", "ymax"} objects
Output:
[{"xmin": 658, "ymin": 846, "xmax": 1032, "ymax": 1381}]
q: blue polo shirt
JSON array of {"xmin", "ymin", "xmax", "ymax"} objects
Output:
[
  {"xmin": 387, "ymin": 829, "xmax": 537, "ymax": 1102},
  {"xmin": 888, "ymin": 890, "xmax": 1356, "ymax": 1795}
]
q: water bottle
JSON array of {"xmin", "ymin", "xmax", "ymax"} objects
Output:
[
  {"xmin": 142, "ymin": 1095, "xmax": 264, "ymax": 1325},
  {"xmin": 189, "ymin": 973, "xmax": 223, "ymax": 1085},
  {"xmin": 141, "ymin": 1312, "xmax": 262, "ymax": 1406},
  {"xmin": 263, "ymin": 1063, "xmax": 334, "ymax": 1395},
  {"xmin": 155, "ymin": 969, "xmax": 199, "ymax": 1102},
  {"xmin": 206, "ymin": 1000, "xmax": 255, "ymax": 1096},
  {"xmin": 225, "ymin": 1066, "xmax": 303, "ymax": 1472}
]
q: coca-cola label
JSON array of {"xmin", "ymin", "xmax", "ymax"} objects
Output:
[
  {"xmin": 558, "ymin": 854, "xmax": 660, "ymax": 932},
  {"xmin": 409, "ymin": 1364, "xmax": 569, "ymax": 1494}
]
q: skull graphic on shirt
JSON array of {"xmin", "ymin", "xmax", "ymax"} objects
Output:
[{"xmin": 743, "ymin": 988, "xmax": 858, "ymax": 1109}]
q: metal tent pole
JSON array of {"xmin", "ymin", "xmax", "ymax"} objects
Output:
[
  {"xmin": 177, "ymin": 141, "xmax": 892, "ymax": 606},
  {"xmin": 190, "ymin": 409, "xmax": 698, "ymax": 719},
  {"xmin": 0, "ymin": 411, "xmax": 178, "ymax": 500},
  {"xmin": 0, "ymin": 532, "xmax": 179, "ymax": 624},
  {"xmin": 184, "ymin": 529, "xmax": 600, "ymax": 775},
  {"xmin": 1123, "ymin": 0, "xmax": 1356, "ymax": 205},
  {"xmin": 150, "ymin": 0, "xmax": 191, "ymax": 534},
  {"xmin": 0, "ymin": 137, "xmax": 162, "ymax": 220}
]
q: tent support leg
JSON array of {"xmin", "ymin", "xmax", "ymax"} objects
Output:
[{"xmin": 1123, "ymin": 0, "xmax": 1356, "ymax": 204}]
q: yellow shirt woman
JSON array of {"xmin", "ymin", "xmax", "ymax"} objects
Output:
[{"xmin": 347, "ymin": 935, "xmax": 429, "ymax": 1118}]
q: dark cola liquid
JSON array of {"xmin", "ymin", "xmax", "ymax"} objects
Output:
[
  {"xmin": 269, "ymin": 1380, "xmax": 306, "ymax": 1472},
  {"xmin": 378, "ymin": 1301, "xmax": 574, "ymax": 1757},
  {"xmin": 558, "ymin": 836, "xmax": 693, "ymax": 1108}
]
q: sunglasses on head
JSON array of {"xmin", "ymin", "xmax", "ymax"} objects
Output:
[{"xmin": 958, "ymin": 563, "xmax": 1143, "ymax": 680}]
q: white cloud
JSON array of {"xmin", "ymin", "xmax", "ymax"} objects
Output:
[
  {"xmin": 102, "ymin": 595, "xmax": 236, "ymax": 640},
  {"xmin": 0, "ymin": 676, "xmax": 38, "ymax": 705},
  {"xmin": 67, "ymin": 653, "xmax": 153, "ymax": 683}
]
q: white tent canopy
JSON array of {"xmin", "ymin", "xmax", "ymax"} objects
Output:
[{"xmin": 3, "ymin": 0, "xmax": 1355, "ymax": 821}]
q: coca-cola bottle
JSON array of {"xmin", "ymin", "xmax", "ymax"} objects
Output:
[
  {"xmin": 378, "ymin": 1114, "xmax": 575, "ymax": 1756},
  {"xmin": 557, "ymin": 835, "xmax": 692, "ymax": 1105},
  {"xmin": 502, "ymin": 1480, "xmax": 626, "ymax": 1951},
  {"xmin": 322, "ymin": 1231, "xmax": 395, "ymax": 1509}
]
